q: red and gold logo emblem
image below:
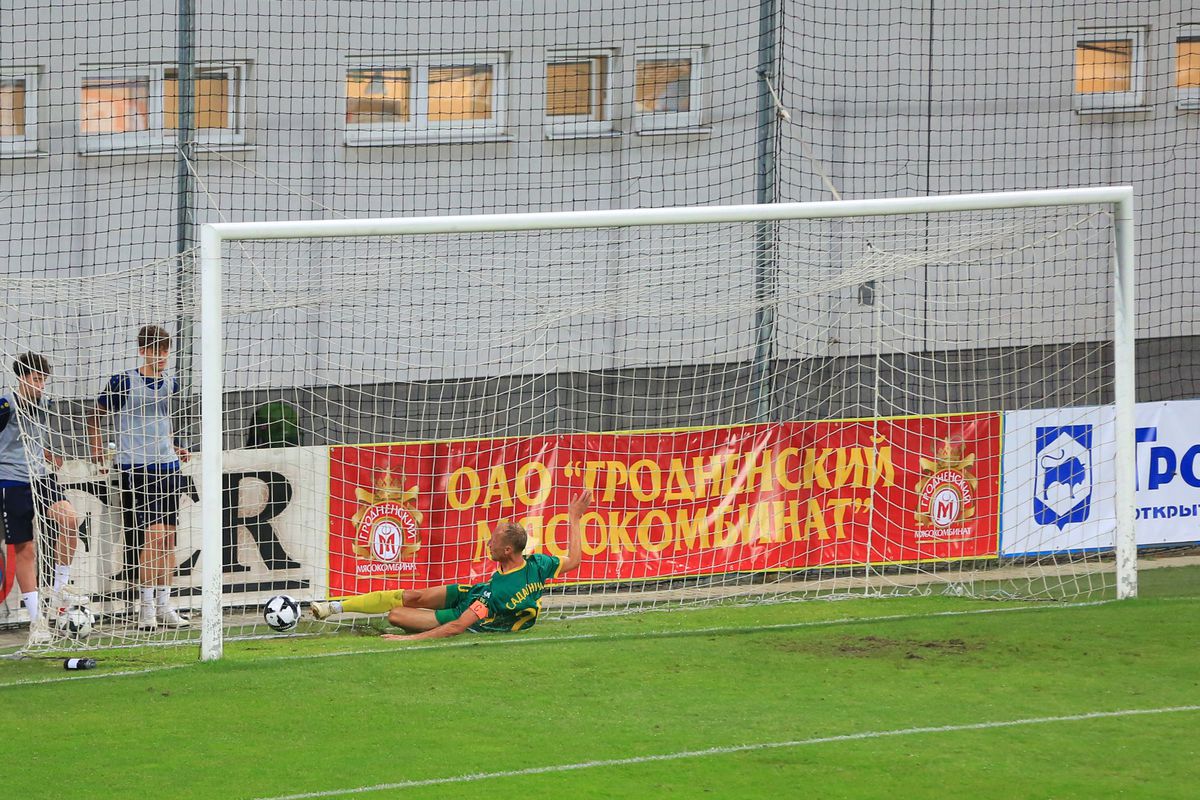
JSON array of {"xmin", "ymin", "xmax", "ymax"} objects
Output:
[
  {"xmin": 914, "ymin": 439, "xmax": 979, "ymax": 529},
  {"xmin": 351, "ymin": 469, "xmax": 422, "ymax": 565}
]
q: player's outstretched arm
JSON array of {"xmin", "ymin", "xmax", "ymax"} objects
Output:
[
  {"xmin": 558, "ymin": 490, "xmax": 592, "ymax": 576},
  {"xmin": 381, "ymin": 604, "xmax": 483, "ymax": 642}
]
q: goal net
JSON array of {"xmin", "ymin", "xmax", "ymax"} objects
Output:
[{"xmin": 0, "ymin": 190, "xmax": 1135, "ymax": 656}]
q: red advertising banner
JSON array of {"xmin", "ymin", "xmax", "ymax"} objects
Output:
[
  {"xmin": 328, "ymin": 413, "xmax": 1001, "ymax": 593},
  {"xmin": 328, "ymin": 442, "xmax": 437, "ymax": 594}
]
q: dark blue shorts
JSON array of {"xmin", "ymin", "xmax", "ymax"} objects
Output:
[
  {"xmin": 119, "ymin": 468, "xmax": 184, "ymax": 530},
  {"xmin": 0, "ymin": 476, "xmax": 67, "ymax": 544}
]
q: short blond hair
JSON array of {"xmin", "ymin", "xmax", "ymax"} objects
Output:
[{"xmin": 498, "ymin": 521, "xmax": 528, "ymax": 554}]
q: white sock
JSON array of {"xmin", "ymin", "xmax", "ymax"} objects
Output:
[
  {"xmin": 156, "ymin": 587, "xmax": 172, "ymax": 609},
  {"xmin": 140, "ymin": 587, "xmax": 155, "ymax": 611},
  {"xmin": 330, "ymin": 600, "xmax": 344, "ymax": 614},
  {"xmin": 22, "ymin": 591, "xmax": 40, "ymax": 623},
  {"xmin": 53, "ymin": 564, "xmax": 71, "ymax": 593}
]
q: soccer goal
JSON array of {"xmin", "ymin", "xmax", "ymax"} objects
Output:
[{"xmin": 0, "ymin": 187, "xmax": 1136, "ymax": 660}]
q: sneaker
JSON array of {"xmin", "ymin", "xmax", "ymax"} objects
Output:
[
  {"xmin": 60, "ymin": 585, "xmax": 90, "ymax": 607},
  {"xmin": 46, "ymin": 587, "xmax": 87, "ymax": 623},
  {"xmin": 27, "ymin": 626, "xmax": 55, "ymax": 646},
  {"xmin": 137, "ymin": 605, "xmax": 158, "ymax": 631},
  {"xmin": 28, "ymin": 612, "xmax": 55, "ymax": 645},
  {"xmin": 309, "ymin": 601, "xmax": 332, "ymax": 620},
  {"xmin": 41, "ymin": 597, "xmax": 62, "ymax": 628},
  {"xmin": 156, "ymin": 608, "xmax": 190, "ymax": 628}
]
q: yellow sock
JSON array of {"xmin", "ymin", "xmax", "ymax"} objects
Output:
[{"xmin": 338, "ymin": 590, "xmax": 405, "ymax": 614}]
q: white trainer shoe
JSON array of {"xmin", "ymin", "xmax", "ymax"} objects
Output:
[
  {"xmin": 137, "ymin": 604, "xmax": 158, "ymax": 631},
  {"xmin": 27, "ymin": 620, "xmax": 55, "ymax": 646},
  {"xmin": 156, "ymin": 608, "xmax": 190, "ymax": 628},
  {"xmin": 61, "ymin": 585, "xmax": 91, "ymax": 608},
  {"xmin": 46, "ymin": 591, "xmax": 65, "ymax": 621},
  {"xmin": 47, "ymin": 588, "xmax": 89, "ymax": 625},
  {"xmin": 309, "ymin": 601, "xmax": 332, "ymax": 620}
]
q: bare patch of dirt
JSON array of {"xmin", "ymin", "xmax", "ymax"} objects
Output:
[{"xmin": 775, "ymin": 634, "xmax": 982, "ymax": 659}]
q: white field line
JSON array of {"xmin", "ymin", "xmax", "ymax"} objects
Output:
[
  {"xmin": 254, "ymin": 705, "xmax": 1200, "ymax": 800},
  {"xmin": 0, "ymin": 600, "xmax": 1113, "ymax": 689},
  {"xmin": 0, "ymin": 662, "xmax": 193, "ymax": 686}
]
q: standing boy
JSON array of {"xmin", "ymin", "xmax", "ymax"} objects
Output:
[
  {"xmin": 89, "ymin": 325, "xmax": 190, "ymax": 630},
  {"xmin": 0, "ymin": 353, "xmax": 82, "ymax": 640}
]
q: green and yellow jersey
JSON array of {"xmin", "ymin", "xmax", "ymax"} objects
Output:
[{"xmin": 438, "ymin": 553, "xmax": 565, "ymax": 633}]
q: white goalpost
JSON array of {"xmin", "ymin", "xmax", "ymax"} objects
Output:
[{"xmin": 193, "ymin": 187, "xmax": 1137, "ymax": 662}]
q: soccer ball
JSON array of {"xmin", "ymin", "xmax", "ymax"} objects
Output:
[
  {"xmin": 263, "ymin": 595, "xmax": 300, "ymax": 632},
  {"xmin": 59, "ymin": 605, "xmax": 94, "ymax": 639}
]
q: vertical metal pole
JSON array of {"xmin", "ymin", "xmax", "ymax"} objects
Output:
[
  {"xmin": 921, "ymin": 0, "xmax": 935, "ymax": 411},
  {"xmin": 1112, "ymin": 194, "xmax": 1138, "ymax": 599},
  {"xmin": 199, "ymin": 225, "xmax": 224, "ymax": 661},
  {"xmin": 752, "ymin": 0, "xmax": 780, "ymax": 422},
  {"xmin": 176, "ymin": 0, "xmax": 196, "ymax": 394},
  {"xmin": 176, "ymin": 0, "xmax": 205, "ymax": 652}
]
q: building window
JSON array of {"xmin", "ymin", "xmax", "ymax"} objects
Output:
[
  {"xmin": 429, "ymin": 65, "xmax": 494, "ymax": 121},
  {"xmin": 545, "ymin": 51, "xmax": 613, "ymax": 138},
  {"xmin": 1, "ymin": 69, "xmax": 38, "ymax": 156},
  {"xmin": 165, "ymin": 68, "xmax": 237, "ymax": 132},
  {"xmin": 344, "ymin": 54, "xmax": 507, "ymax": 145},
  {"xmin": 346, "ymin": 68, "xmax": 411, "ymax": 124},
  {"xmin": 1074, "ymin": 28, "xmax": 1147, "ymax": 112},
  {"xmin": 81, "ymin": 76, "xmax": 150, "ymax": 136},
  {"xmin": 634, "ymin": 47, "xmax": 705, "ymax": 133},
  {"xmin": 80, "ymin": 64, "xmax": 244, "ymax": 152},
  {"xmin": 1178, "ymin": 36, "xmax": 1200, "ymax": 109}
]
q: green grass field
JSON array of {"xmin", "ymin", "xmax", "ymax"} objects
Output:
[{"xmin": 2, "ymin": 565, "xmax": 1197, "ymax": 799}]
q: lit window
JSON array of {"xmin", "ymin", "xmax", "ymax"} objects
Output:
[
  {"xmin": 1, "ymin": 69, "xmax": 38, "ymax": 156},
  {"xmin": 346, "ymin": 68, "xmax": 411, "ymax": 124},
  {"xmin": 344, "ymin": 54, "xmax": 507, "ymax": 145},
  {"xmin": 429, "ymin": 65, "xmax": 494, "ymax": 121},
  {"xmin": 545, "ymin": 52, "xmax": 612, "ymax": 137},
  {"xmin": 164, "ymin": 68, "xmax": 236, "ymax": 131},
  {"xmin": 1076, "ymin": 40, "xmax": 1132, "ymax": 93},
  {"xmin": 80, "ymin": 64, "xmax": 244, "ymax": 152},
  {"xmin": 81, "ymin": 77, "xmax": 150, "ymax": 134},
  {"xmin": 1178, "ymin": 37, "xmax": 1200, "ymax": 109},
  {"xmin": 637, "ymin": 59, "xmax": 692, "ymax": 112},
  {"xmin": 548, "ymin": 61, "xmax": 595, "ymax": 116},
  {"xmin": 634, "ymin": 47, "xmax": 705, "ymax": 132},
  {"xmin": 1074, "ymin": 28, "xmax": 1146, "ymax": 112}
]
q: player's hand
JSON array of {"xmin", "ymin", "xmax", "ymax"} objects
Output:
[
  {"xmin": 176, "ymin": 446, "xmax": 191, "ymax": 462},
  {"xmin": 380, "ymin": 633, "xmax": 414, "ymax": 641},
  {"xmin": 567, "ymin": 489, "xmax": 592, "ymax": 519},
  {"xmin": 89, "ymin": 450, "xmax": 109, "ymax": 474}
]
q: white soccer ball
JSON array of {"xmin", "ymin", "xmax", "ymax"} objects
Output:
[
  {"xmin": 59, "ymin": 605, "xmax": 94, "ymax": 639},
  {"xmin": 263, "ymin": 594, "xmax": 300, "ymax": 632}
]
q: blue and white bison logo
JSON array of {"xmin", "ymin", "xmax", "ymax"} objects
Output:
[{"xmin": 1034, "ymin": 426, "xmax": 1093, "ymax": 530}]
